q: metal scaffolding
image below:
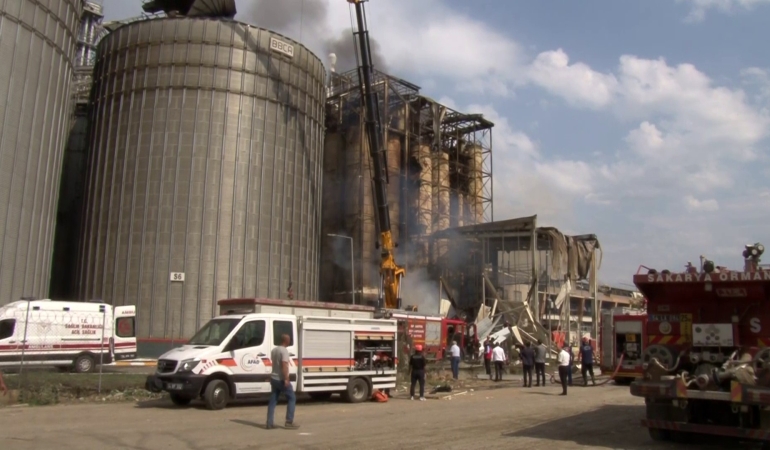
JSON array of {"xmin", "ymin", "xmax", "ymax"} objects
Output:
[{"xmin": 321, "ymin": 68, "xmax": 494, "ymax": 305}]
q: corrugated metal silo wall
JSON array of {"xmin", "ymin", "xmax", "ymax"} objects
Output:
[
  {"xmin": 0, "ymin": 0, "xmax": 82, "ymax": 304},
  {"xmin": 77, "ymin": 18, "xmax": 325, "ymax": 339}
]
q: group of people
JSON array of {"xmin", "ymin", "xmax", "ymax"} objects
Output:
[
  {"xmin": 481, "ymin": 339, "xmax": 511, "ymax": 382},
  {"xmin": 479, "ymin": 336, "xmax": 596, "ymax": 395}
]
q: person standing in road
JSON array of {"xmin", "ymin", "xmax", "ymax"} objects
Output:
[
  {"xmin": 266, "ymin": 334, "xmax": 299, "ymax": 430},
  {"xmin": 520, "ymin": 342, "xmax": 535, "ymax": 387},
  {"xmin": 409, "ymin": 344, "xmax": 427, "ymax": 401},
  {"xmin": 491, "ymin": 342, "xmax": 506, "ymax": 382},
  {"xmin": 558, "ymin": 344, "xmax": 571, "ymax": 395},
  {"xmin": 566, "ymin": 343, "xmax": 575, "ymax": 386},
  {"xmin": 580, "ymin": 337, "xmax": 597, "ymax": 386},
  {"xmin": 449, "ymin": 340, "xmax": 461, "ymax": 380},
  {"xmin": 0, "ymin": 370, "xmax": 6, "ymax": 396},
  {"xmin": 483, "ymin": 337, "xmax": 493, "ymax": 380},
  {"xmin": 534, "ymin": 340, "xmax": 547, "ymax": 387}
]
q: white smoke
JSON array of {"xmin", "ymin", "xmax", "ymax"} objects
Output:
[
  {"xmin": 239, "ymin": 0, "xmax": 388, "ymax": 72},
  {"xmin": 401, "ymin": 267, "xmax": 441, "ymax": 315}
]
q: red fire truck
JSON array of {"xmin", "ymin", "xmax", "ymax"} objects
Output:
[
  {"xmin": 630, "ymin": 243, "xmax": 770, "ymax": 443},
  {"xmin": 600, "ymin": 308, "xmax": 647, "ymax": 384},
  {"xmin": 376, "ymin": 311, "xmax": 471, "ymax": 360}
]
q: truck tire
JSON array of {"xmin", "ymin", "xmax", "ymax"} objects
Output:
[
  {"xmin": 648, "ymin": 428, "xmax": 671, "ymax": 442},
  {"xmin": 169, "ymin": 393, "xmax": 193, "ymax": 407},
  {"xmin": 342, "ymin": 378, "xmax": 370, "ymax": 404},
  {"xmin": 74, "ymin": 354, "xmax": 95, "ymax": 373},
  {"xmin": 203, "ymin": 379, "xmax": 229, "ymax": 410},
  {"xmin": 308, "ymin": 392, "xmax": 333, "ymax": 401}
]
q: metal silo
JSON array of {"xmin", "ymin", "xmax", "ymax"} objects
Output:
[
  {"xmin": 0, "ymin": 0, "xmax": 82, "ymax": 303},
  {"xmin": 78, "ymin": 18, "xmax": 326, "ymax": 339}
]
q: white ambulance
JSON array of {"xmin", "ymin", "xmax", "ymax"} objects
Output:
[
  {"xmin": 146, "ymin": 298, "xmax": 397, "ymax": 410},
  {"xmin": 0, "ymin": 299, "xmax": 137, "ymax": 373}
]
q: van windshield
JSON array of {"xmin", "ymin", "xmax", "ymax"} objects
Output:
[{"xmin": 188, "ymin": 319, "xmax": 240, "ymax": 346}]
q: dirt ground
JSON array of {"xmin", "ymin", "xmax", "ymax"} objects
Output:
[{"xmin": 0, "ymin": 383, "xmax": 750, "ymax": 450}]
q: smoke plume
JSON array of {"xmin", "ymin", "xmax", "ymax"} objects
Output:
[
  {"xmin": 239, "ymin": 0, "xmax": 388, "ymax": 73},
  {"xmin": 401, "ymin": 267, "xmax": 441, "ymax": 315},
  {"xmin": 324, "ymin": 28, "xmax": 388, "ymax": 73}
]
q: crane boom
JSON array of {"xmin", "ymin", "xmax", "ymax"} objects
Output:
[{"xmin": 348, "ymin": 0, "xmax": 404, "ymax": 309}]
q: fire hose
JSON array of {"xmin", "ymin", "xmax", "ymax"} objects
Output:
[{"xmin": 549, "ymin": 353, "xmax": 626, "ymax": 386}]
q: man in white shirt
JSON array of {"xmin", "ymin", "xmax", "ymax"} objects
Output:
[
  {"xmin": 557, "ymin": 344, "xmax": 571, "ymax": 396},
  {"xmin": 449, "ymin": 340, "xmax": 461, "ymax": 380},
  {"xmin": 491, "ymin": 342, "xmax": 507, "ymax": 382}
]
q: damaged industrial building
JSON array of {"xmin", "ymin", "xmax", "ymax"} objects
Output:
[{"xmin": 320, "ymin": 68, "xmax": 493, "ymax": 308}]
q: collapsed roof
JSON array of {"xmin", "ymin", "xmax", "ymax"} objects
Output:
[{"xmin": 142, "ymin": 0, "xmax": 237, "ymax": 18}]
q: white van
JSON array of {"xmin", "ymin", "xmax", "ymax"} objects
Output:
[
  {"xmin": 0, "ymin": 300, "xmax": 137, "ymax": 373},
  {"xmin": 146, "ymin": 309, "xmax": 397, "ymax": 410}
]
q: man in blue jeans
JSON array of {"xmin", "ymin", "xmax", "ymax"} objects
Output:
[
  {"xmin": 449, "ymin": 340, "xmax": 461, "ymax": 380},
  {"xmin": 266, "ymin": 334, "xmax": 299, "ymax": 429}
]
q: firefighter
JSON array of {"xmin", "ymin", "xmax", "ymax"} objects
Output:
[
  {"xmin": 409, "ymin": 344, "xmax": 427, "ymax": 401},
  {"xmin": 580, "ymin": 337, "xmax": 596, "ymax": 386}
]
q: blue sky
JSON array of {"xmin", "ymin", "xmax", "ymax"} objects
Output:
[{"xmin": 101, "ymin": 0, "xmax": 770, "ymax": 287}]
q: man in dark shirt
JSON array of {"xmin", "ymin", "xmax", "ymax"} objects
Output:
[
  {"xmin": 409, "ymin": 344, "xmax": 427, "ymax": 401},
  {"xmin": 519, "ymin": 342, "xmax": 535, "ymax": 388},
  {"xmin": 580, "ymin": 337, "xmax": 596, "ymax": 386}
]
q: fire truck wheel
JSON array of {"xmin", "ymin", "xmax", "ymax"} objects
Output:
[
  {"xmin": 74, "ymin": 354, "xmax": 95, "ymax": 373},
  {"xmin": 648, "ymin": 428, "xmax": 671, "ymax": 442},
  {"xmin": 342, "ymin": 378, "xmax": 370, "ymax": 404},
  {"xmin": 204, "ymin": 379, "xmax": 229, "ymax": 410},
  {"xmin": 169, "ymin": 393, "xmax": 193, "ymax": 407}
]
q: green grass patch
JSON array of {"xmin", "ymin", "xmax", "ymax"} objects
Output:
[{"xmin": 4, "ymin": 372, "xmax": 161, "ymax": 406}]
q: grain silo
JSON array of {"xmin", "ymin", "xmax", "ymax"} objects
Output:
[
  {"xmin": 77, "ymin": 16, "xmax": 326, "ymax": 340},
  {"xmin": 0, "ymin": 0, "xmax": 82, "ymax": 304}
]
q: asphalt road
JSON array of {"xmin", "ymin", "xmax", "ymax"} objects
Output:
[{"xmin": 0, "ymin": 383, "xmax": 751, "ymax": 450}]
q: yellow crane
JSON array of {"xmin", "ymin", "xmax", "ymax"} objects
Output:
[{"xmin": 347, "ymin": 0, "xmax": 405, "ymax": 309}]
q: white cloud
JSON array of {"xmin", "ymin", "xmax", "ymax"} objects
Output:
[
  {"xmin": 525, "ymin": 49, "xmax": 618, "ymax": 109},
  {"xmin": 458, "ymin": 52, "xmax": 769, "ymax": 282},
  {"xmin": 684, "ymin": 195, "xmax": 720, "ymax": 212},
  {"xmin": 676, "ymin": 0, "xmax": 770, "ymax": 22},
  {"xmin": 324, "ymin": 0, "xmax": 525, "ymax": 84},
  {"xmin": 742, "ymin": 67, "xmax": 770, "ymax": 105}
]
